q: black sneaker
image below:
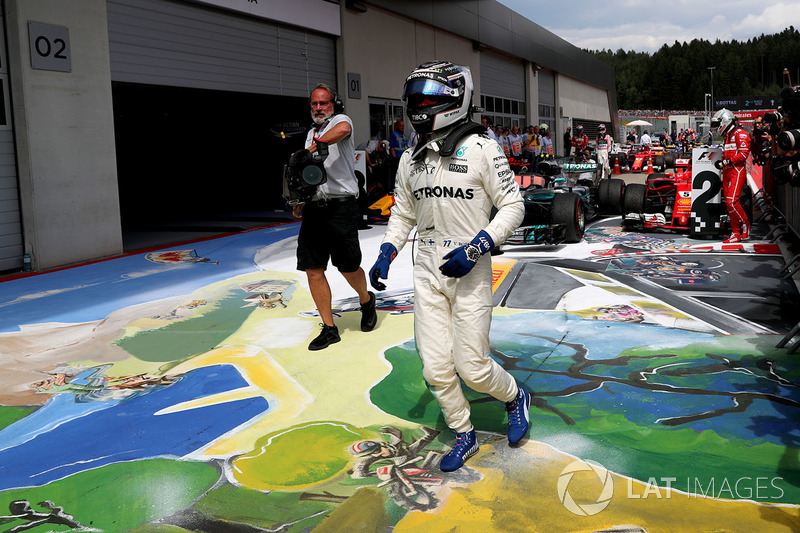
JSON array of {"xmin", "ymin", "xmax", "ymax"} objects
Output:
[
  {"xmin": 360, "ymin": 291, "xmax": 377, "ymax": 332},
  {"xmin": 309, "ymin": 324, "xmax": 340, "ymax": 350}
]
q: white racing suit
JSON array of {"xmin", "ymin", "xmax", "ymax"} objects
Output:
[
  {"xmin": 596, "ymin": 133, "xmax": 613, "ymax": 180},
  {"xmin": 381, "ymin": 129, "xmax": 525, "ymax": 434}
]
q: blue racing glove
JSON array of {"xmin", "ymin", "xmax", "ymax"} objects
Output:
[
  {"xmin": 369, "ymin": 243, "xmax": 398, "ymax": 291},
  {"xmin": 439, "ymin": 230, "xmax": 495, "ymax": 278}
]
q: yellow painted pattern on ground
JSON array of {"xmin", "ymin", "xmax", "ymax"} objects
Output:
[
  {"xmin": 394, "ymin": 439, "xmax": 800, "ymax": 532},
  {"xmin": 491, "ymin": 256, "xmax": 517, "ymax": 293},
  {"xmin": 161, "ymin": 271, "xmax": 418, "ymax": 458}
]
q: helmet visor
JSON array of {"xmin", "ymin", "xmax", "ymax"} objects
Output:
[{"xmin": 403, "ymin": 79, "xmax": 458, "ymax": 101}]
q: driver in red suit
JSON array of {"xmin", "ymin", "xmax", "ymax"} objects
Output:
[
  {"xmin": 711, "ymin": 108, "xmax": 751, "ymax": 243},
  {"xmin": 571, "ymin": 125, "xmax": 589, "ymax": 157}
]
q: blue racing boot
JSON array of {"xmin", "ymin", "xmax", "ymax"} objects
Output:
[
  {"xmin": 439, "ymin": 430, "xmax": 478, "ymax": 472},
  {"xmin": 506, "ymin": 387, "xmax": 531, "ymax": 445}
]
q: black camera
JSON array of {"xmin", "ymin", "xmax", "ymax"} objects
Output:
[
  {"xmin": 778, "ymin": 129, "xmax": 800, "ymax": 151},
  {"xmin": 283, "ymin": 141, "xmax": 329, "ymax": 205},
  {"xmin": 768, "ymin": 86, "xmax": 800, "ymax": 185}
]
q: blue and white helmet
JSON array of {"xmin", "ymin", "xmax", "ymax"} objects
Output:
[{"xmin": 403, "ymin": 60, "xmax": 474, "ymax": 135}]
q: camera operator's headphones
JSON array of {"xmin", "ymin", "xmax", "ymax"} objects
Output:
[{"xmin": 332, "ymin": 90, "xmax": 344, "ymax": 115}]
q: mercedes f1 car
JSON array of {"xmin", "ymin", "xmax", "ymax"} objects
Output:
[{"xmin": 507, "ymin": 159, "xmax": 625, "ymax": 245}]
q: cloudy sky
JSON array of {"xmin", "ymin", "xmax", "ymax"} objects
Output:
[{"xmin": 496, "ymin": 0, "xmax": 795, "ymax": 54}]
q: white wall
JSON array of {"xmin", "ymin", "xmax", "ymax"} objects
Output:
[
  {"xmin": 5, "ymin": 0, "xmax": 121, "ymax": 269},
  {"xmin": 339, "ymin": 5, "xmax": 479, "ymax": 148},
  {"xmin": 557, "ymin": 73, "xmax": 611, "ymax": 123}
]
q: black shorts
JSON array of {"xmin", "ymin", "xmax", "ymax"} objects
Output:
[{"xmin": 296, "ymin": 197, "xmax": 363, "ymax": 272}]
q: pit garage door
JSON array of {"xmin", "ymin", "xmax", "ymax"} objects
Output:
[
  {"xmin": 106, "ymin": 0, "xmax": 335, "ymax": 96},
  {"xmin": 480, "ymin": 53, "xmax": 526, "ymax": 127},
  {"xmin": 0, "ymin": 8, "xmax": 21, "ymax": 272},
  {"xmin": 106, "ymin": 0, "xmax": 337, "ymax": 226}
]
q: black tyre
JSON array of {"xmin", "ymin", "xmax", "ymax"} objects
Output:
[
  {"xmin": 624, "ymin": 183, "xmax": 647, "ymax": 214},
  {"xmin": 665, "ymin": 152, "xmax": 676, "ymax": 169},
  {"xmin": 654, "ymin": 155, "xmax": 665, "ymax": 171},
  {"xmin": 552, "ymin": 192, "xmax": 585, "ymax": 243},
  {"xmin": 598, "ymin": 178, "xmax": 625, "ymax": 214}
]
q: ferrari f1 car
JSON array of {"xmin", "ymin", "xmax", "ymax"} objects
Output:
[
  {"xmin": 507, "ymin": 159, "xmax": 625, "ymax": 245},
  {"xmin": 611, "ymin": 145, "xmax": 688, "ymax": 173},
  {"xmin": 622, "ymin": 156, "xmax": 752, "ymax": 235}
]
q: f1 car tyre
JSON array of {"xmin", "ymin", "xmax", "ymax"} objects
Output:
[
  {"xmin": 551, "ymin": 192, "xmax": 585, "ymax": 243},
  {"xmin": 665, "ymin": 153, "xmax": 676, "ymax": 169},
  {"xmin": 624, "ymin": 183, "xmax": 647, "ymax": 214},
  {"xmin": 598, "ymin": 178, "xmax": 625, "ymax": 214},
  {"xmin": 653, "ymin": 155, "xmax": 665, "ymax": 171}
]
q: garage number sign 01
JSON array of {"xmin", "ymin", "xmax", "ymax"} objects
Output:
[{"xmin": 29, "ymin": 21, "xmax": 71, "ymax": 73}]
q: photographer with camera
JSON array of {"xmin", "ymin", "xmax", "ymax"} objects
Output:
[
  {"xmin": 711, "ymin": 108, "xmax": 751, "ymax": 243},
  {"xmin": 291, "ymin": 83, "xmax": 378, "ymax": 351}
]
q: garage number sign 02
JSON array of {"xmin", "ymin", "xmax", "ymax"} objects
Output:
[{"xmin": 28, "ymin": 21, "xmax": 71, "ymax": 73}]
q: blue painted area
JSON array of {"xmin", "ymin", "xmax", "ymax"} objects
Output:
[
  {"xmin": 491, "ymin": 312, "xmax": 800, "ymax": 447},
  {"xmin": 492, "ymin": 312, "xmax": 712, "ymax": 361},
  {"xmin": 0, "ymin": 225, "xmax": 299, "ymax": 332},
  {"xmin": 0, "ymin": 364, "xmax": 269, "ymax": 491}
]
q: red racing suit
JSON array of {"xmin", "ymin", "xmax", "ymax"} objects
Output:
[
  {"xmin": 571, "ymin": 133, "xmax": 589, "ymax": 155},
  {"xmin": 720, "ymin": 125, "xmax": 751, "ymax": 237}
]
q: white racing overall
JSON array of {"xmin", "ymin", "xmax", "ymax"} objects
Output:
[
  {"xmin": 597, "ymin": 133, "xmax": 613, "ymax": 180},
  {"xmin": 381, "ymin": 131, "xmax": 525, "ymax": 433}
]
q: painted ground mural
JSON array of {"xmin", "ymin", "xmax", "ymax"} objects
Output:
[{"xmin": 0, "ymin": 219, "xmax": 798, "ymax": 532}]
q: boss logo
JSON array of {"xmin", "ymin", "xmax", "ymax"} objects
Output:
[{"xmin": 449, "ymin": 163, "xmax": 468, "ymax": 173}]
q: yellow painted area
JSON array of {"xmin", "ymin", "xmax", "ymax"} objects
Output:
[
  {"xmin": 491, "ymin": 256, "xmax": 517, "ymax": 293},
  {"xmin": 394, "ymin": 439, "xmax": 800, "ymax": 532},
  {"xmin": 566, "ymin": 270, "xmax": 608, "ymax": 281},
  {"xmin": 148, "ymin": 270, "xmax": 418, "ymax": 460},
  {"xmin": 167, "ymin": 344, "xmax": 311, "ymax": 457}
]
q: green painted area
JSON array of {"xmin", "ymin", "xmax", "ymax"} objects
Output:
[
  {"xmin": 115, "ymin": 289, "xmax": 253, "ymax": 362},
  {"xmin": 194, "ymin": 484, "xmax": 336, "ymax": 531},
  {"xmin": 127, "ymin": 526, "xmax": 188, "ymax": 532},
  {"xmin": 0, "ymin": 459, "xmax": 219, "ymax": 532},
  {"xmin": 0, "ymin": 405, "xmax": 37, "ymax": 431},
  {"xmin": 232, "ymin": 422, "xmax": 373, "ymax": 491},
  {"xmin": 371, "ymin": 337, "xmax": 800, "ymax": 504}
]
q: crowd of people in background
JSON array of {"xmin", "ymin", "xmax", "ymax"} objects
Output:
[
  {"xmin": 477, "ymin": 119, "xmax": 557, "ymax": 172},
  {"xmin": 363, "ymin": 109, "xmax": 740, "ymax": 198},
  {"xmin": 619, "ymin": 109, "xmax": 710, "ymax": 118}
]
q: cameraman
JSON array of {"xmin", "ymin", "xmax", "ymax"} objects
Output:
[{"xmin": 293, "ymin": 83, "xmax": 378, "ymax": 350}]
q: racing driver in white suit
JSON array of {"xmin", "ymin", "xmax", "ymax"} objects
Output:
[
  {"xmin": 369, "ymin": 61, "xmax": 531, "ymax": 472},
  {"xmin": 596, "ymin": 123, "xmax": 613, "ymax": 180}
]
